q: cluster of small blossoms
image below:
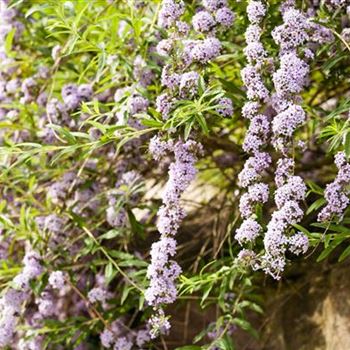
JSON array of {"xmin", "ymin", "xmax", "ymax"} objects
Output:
[
  {"xmin": 155, "ymin": 0, "xmax": 234, "ymax": 121},
  {"xmin": 100, "ymin": 319, "xmax": 150, "ymax": 349},
  {"xmin": 0, "ymin": 247, "xmax": 42, "ymax": 347},
  {"xmin": 241, "ymin": 1, "xmax": 270, "ymax": 101},
  {"xmin": 91, "ymin": 276, "xmax": 151, "ymax": 349},
  {"xmin": 45, "ymin": 82, "xmax": 93, "ymax": 132},
  {"xmin": 0, "ymin": 1, "xmax": 23, "ymax": 44},
  {"xmin": 21, "ymin": 267, "xmax": 94, "ymax": 350},
  {"xmin": 261, "ymin": 1, "xmax": 310, "ymax": 278},
  {"xmin": 0, "ymin": 0, "xmax": 24, "ymax": 120},
  {"xmin": 318, "ymin": 151, "xmax": 350, "ymax": 222},
  {"xmin": 88, "ymin": 274, "xmax": 113, "ymax": 310},
  {"xmin": 262, "ymin": 168, "xmax": 308, "ymax": 278},
  {"xmin": 325, "ymin": 0, "xmax": 348, "ymax": 8},
  {"xmin": 145, "ymin": 137, "xmax": 202, "ymax": 338},
  {"xmin": 235, "ymin": 1, "xmax": 271, "ymax": 249}
]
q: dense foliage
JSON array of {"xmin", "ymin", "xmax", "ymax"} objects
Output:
[{"xmin": 0, "ymin": 0, "xmax": 350, "ymax": 349}]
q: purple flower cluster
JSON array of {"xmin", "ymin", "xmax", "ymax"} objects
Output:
[
  {"xmin": 188, "ymin": 37, "xmax": 222, "ymax": 64},
  {"xmin": 236, "ymin": 1, "xmax": 271, "ymax": 252},
  {"xmin": 238, "ymin": 152, "xmax": 271, "ymax": 189},
  {"xmin": 100, "ymin": 319, "xmax": 150, "ymax": 349},
  {"xmin": 194, "ymin": 1, "xmax": 234, "ymax": 31},
  {"xmin": 0, "ymin": 1, "xmax": 26, "ymax": 119},
  {"xmin": 145, "ymin": 138, "xmax": 202, "ymax": 337},
  {"xmin": 272, "ymin": 9, "xmax": 310, "ymax": 52},
  {"xmin": 0, "ymin": 248, "xmax": 42, "ymax": 347},
  {"xmin": 272, "ymin": 104, "xmax": 306, "ymax": 151},
  {"xmin": 272, "ymin": 53, "xmax": 309, "ymax": 98},
  {"xmin": 192, "ymin": 11, "xmax": 216, "ymax": 33},
  {"xmin": 48, "ymin": 270, "xmax": 66, "ymax": 289},
  {"xmin": 156, "ymin": 0, "xmax": 233, "ymax": 120},
  {"xmin": 239, "ymin": 183, "xmax": 269, "ymax": 218},
  {"xmin": 158, "ymin": 0, "xmax": 185, "ymax": 29},
  {"xmin": 149, "ymin": 6, "xmax": 232, "ymax": 324},
  {"xmin": 246, "ymin": 1, "xmax": 266, "ymax": 23},
  {"xmin": 288, "ymin": 231, "xmax": 309, "ymax": 255},
  {"xmin": 318, "ymin": 152, "xmax": 350, "ymax": 222},
  {"xmin": 46, "ymin": 83, "xmax": 93, "ymax": 127},
  {"xmin": 262, "ymin": 172, "xmax": 307, "ymax": 279},
  {"xmin": 216, "ymin": 97, "xmax": 234, "ymax": 117},
  {"xmin": 0, "ymin": 0, "xmax": 23, "ymax": 45},
  {"xmin": 235, "ymin": 218, "xmax": 262, "ymax": 245},
  {"xmin": 241, "ymin": 65, "xmax": 269, "ymax": 101}
]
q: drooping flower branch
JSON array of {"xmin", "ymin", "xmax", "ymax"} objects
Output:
[
  {"xmin": 0, "ymin": 248, "xmax": 43, "ymax": 347},
  {"xmin": 235, "ymin": 1, "xmax": 271, "ymax": 248},
  {"xmin": 145, "ymin": 138, "xmax": 202, "ymax": 338},
  {"xmin": 261, "ymin": 2, "xmax": 310, "ymax": 279},
  {"xmin": 145, "ymin": 0, "xmax": 234, "ymax": 338}
]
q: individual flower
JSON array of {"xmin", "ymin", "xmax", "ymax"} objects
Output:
[
  {"xmin": 48, "ymin": 271, "xmax": 66, "ymax": 289},
  {"xmin": 216, "ymin": 97, "xmax": 233, "ymax": 117},
  {"xmin": 156, "ymin": 39, "xmax": 174, "ymax": 56},
  {"xmin": 288, "ymin": 232, "xmax": 309, "ymax": 255},
  {"xmin": 192, "ymin": 11, "xmax": 215, "ymax": 33},
  {"xmin": 246, "ymin": 1, "xmax": 266, "ymax": 24},
  {"xmin": 203, "ymin": 0, "xmax": 227, "ymax": 11},
  {"xmin": 235, "ymin": 218, "xmax": 262, "ymax": 245},
  {"xmin": 156, "ymin": 93, "xmax": 174, "ymax": 119},
  {"xmin": 215, "ymin": 7, "xmax": 235, "ymax": 27},
  {"xmin": 158, "ymin": 0, "xmax": 185, "ymax": 28},
  {"xmin": 179, "ymin": 71, "xmax": 200, "ymax": 98}
]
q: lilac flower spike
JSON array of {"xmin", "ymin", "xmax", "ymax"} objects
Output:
[
  {"xmin": 149, "ymin": 0, "xmax": 232, "ymax": 337},
  {"xmin": 261, "ymin": 1, "xmax": 310, "ymax": 279},
  {"xmin": 146, "ymin": 138, "xmax": 202, "ymax": 338},
  {"xmin": 236, "ymin": 1, "xmax": 271, "ymax": 253}
]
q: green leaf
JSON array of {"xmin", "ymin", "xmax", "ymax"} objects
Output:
[
  {"xmin": 104, "ymin": 262, "xmax": 116, "ymax": 284},
  {"xmin": 345, "ymin": 130, "xmax": 350, "ymax": 158},
  {"xmin": 217, "ymin": 334, "xmax": 236, "ymax": 350},
  {"xmin": 127, "ymin": 209, "xmax": 145, "ymax": 237},
  {"xmin": 338, "ymin": 245, "xmax": 350, "ymax": 262},
  {"xmin": 196, "ymin": 113, "xmax": 209, "ymax": 135},
  {"xmin": 306, "ymin": 198, "xmax": 326, "ymax": 216},
  {"xmin": 292, "ymin": 224, "xmax": 311, "ymax": 236},
  {"xmin": 317, "ymin": 239, "xmax": 343, "ymax": 262},
  {"xmin": 98, "ymin": 229, "xmax": 121, "ymax": 241},
  {"xmin": 5, "ymin": 28, "xmax": 15, "ymax": 54}
]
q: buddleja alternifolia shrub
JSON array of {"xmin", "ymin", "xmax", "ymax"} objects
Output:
[{"xmin": 0, "ymin": 0, "xmax": 349, "ymax": 349}]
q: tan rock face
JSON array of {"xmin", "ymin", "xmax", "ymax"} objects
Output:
[{"xmin": 262, "ymin": 261, "xmax": 350, "ymax": 350}]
